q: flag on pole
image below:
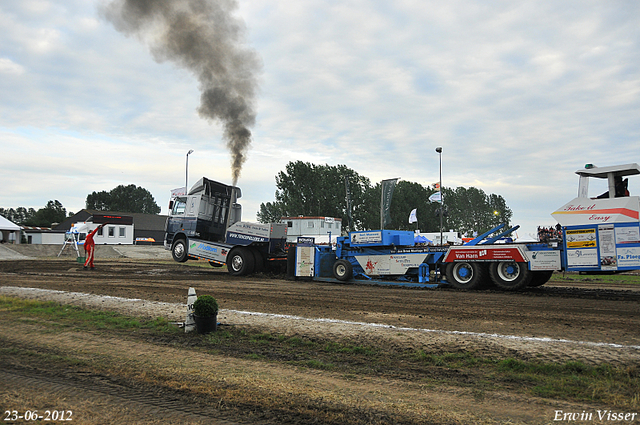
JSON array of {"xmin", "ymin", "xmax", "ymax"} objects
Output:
[
  {"xmin": 408, "ymin": 208, "xmax": 418, "ymax": 224},
  {"xmin": 429, "ymin": 191, "xmax": 442, "ymax": 203},
  {"xmin": 380, "ymin": 178, "xmax": 398, "ymax": 228}
]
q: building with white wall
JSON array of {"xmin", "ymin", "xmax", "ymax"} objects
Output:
[{"xmin": 281, "ymin": 216, "xmax": 342, "ymax": 244}]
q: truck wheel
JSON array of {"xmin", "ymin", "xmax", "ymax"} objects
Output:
[
  {"xmin": 528, "ymin": 270, "xmax": 553, "ymax": 287},
  {"xmin": 171, "ymin": 239, "xmax": 189, "ymax": 263},
  {"xmin": 333, "ymin": 259, "xmax": 353, "ymax": 282},
  {"xmin": 489, "ymin": 261, "xmax": 531, "ymax": 290},
  {"xmin": 446, "ymin": 262, "xmax": 486, "ymax": 290},
  {"xmin": 227, "ymin": 248, "xmax": 255, "ymax": 276}
]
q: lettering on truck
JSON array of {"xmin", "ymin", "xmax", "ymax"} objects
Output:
[{"xmin": 227, "ymin": 233, "xmax": 268, "ymax": 242}]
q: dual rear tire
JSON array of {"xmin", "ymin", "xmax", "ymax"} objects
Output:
[
  {"xmin": 227, "ymin": 247, "xmax": 266, "ymax": 276},
  {"xmin": 446, "ymin": 260, "xmax": 543, "ymax": 291}
]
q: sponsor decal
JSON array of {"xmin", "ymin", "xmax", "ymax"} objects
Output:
[
  {"xmin": 618, "ymin": 247, "xmax": 640, "ymax": 268},
  {"xmin": 197, "ymin": 243, "xmax": 218, "ymax": 253},
  {"xmin": 351, "ymin": 231, "xmax": 383, "ymax": 245},
  {"xmin": 446, "ymin": 247, "xmax": 525, "ymax": 262},
  {"xmin": 565, "ymin": 228, "xmax": 597, "ymax": 248},
  {"xmin": 566, "ymin": 248, "xmax": 598, "ymax": 267}
]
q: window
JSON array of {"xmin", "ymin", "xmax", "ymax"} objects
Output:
[
  {"xmin": 98, "ymin": 227, "xmax": 103, "ymax": 236},
  {"xmin": 172, "ymin": 197, "xmax": 187, "ymax": 215},
  {"xmin": 288, "ymin": 221, "xmax": 293, "ymax": 227},
  {"xmin": 119, "ymin": 227, "xmax": 126, "ymax": 238},
  {"xmin": 328, "ymin": 223, "xmax": 332, "ymax": 229},
  {"xmin": 320, "ymin": 222, "xmax": 325, "ymax": 228},
  {"xmin": 307, "ymin": 222, "xmax": 314, "ymax": 228},
  {"xmin": 108, "ymin": 226, "xmax": 115, "ymax": 237}
]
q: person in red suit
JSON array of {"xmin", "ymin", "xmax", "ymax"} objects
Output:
[{"xmin": 84, "ymin": 223, "xmax": 107, "ymax": 269}]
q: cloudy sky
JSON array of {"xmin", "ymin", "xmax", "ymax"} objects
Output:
[{"xmin": 1, "ymin": 0, "xmax": 639, "ymax": 239}]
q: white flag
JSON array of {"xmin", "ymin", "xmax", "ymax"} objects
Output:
[
  {"xmin": 408, "ymin": 208, "xmax": 417, "ymax": 223},
  {"xmin": 429, "ymin": 192, "xmax": 442, "ymax": 203}
]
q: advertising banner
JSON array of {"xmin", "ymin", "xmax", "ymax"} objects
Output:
[
  {"xmin": 566, "ymin": 248, "xmax": 598, "ymax": 267},
  {"xmin": 528, "ymin": 250, "xmax": 562, "ymax": 271},
  {"xmin": 565, "ymin": 228, "xmax": 597, "ymax": 248},
  {"xmin": 598, "ymin": 224, "xmax": 617, "ymax": 270},
  {"xmin": 615, "ymin": 225, "xmax": 640, "ymax": 244},
  {"xmin": 617, "ymin": 247, "xmax": 640, "ymax": 268},
  {"xmin": 444, "ymin": 246, "xmax": 527, "ymax": 262}
]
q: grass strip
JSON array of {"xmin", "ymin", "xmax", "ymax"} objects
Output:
[{"xmin": 1, "ymin": 296, "xmax": 638, "ymax": 409}]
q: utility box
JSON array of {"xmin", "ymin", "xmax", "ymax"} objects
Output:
[{"xmin": 295, "ymin": 237, "xmax": 315, "ymax": 277}]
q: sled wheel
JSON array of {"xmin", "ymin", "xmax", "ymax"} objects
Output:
[
  {"xmin": 489, "ymin": 261, "xmax": 531, "ymax": 290},
  {"xmin": 446, "ymin": 262, "xmax": 487, "ymax": 290},
  {"xmin": 333, "ymin": 259, "xmax": 353, "ymax": 282}
]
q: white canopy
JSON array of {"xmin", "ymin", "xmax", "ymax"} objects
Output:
[{"xmin": 0, "ymin": 216, "xmax": 20, "ymax": 231}]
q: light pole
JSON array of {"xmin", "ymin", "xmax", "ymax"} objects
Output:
[
  {"xmin": 185, "ymin": 149, "xmax": 194, "ymax": 194},
  {"xmin": 436, "ymin": 147, "xmax": 443, "ymax": 245}
]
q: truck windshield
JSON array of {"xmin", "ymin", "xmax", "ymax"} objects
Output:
[{"xmin": 172, "ymin": 198, "xmax": 187, "ymax": 215}]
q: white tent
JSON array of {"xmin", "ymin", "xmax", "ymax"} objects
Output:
[{"xmin": 0, "ymin": 216, "xmax": 21, "ymax": 244}]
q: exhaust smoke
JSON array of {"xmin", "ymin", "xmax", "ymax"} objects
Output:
[{"xmin": 101, "ymin": 0, "xmax": 260, "ymax": 186}]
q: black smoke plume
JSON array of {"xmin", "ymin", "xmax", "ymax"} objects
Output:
[{"xmin": 101, "ymin": 0, "xmax": 260, "ymax": 186}]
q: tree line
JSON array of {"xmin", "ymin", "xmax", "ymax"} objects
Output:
[
  {"xmin": 257, "ymin": 161, "xmax": 512, "ymax": 235},
  {"xmin": 1, "ymin": 185, "xmax": 161, "ymax": 228}
]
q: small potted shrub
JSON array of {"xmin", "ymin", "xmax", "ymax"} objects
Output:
[{"xmin": 192, "ymin": 295, "xmax": 219, "ymax": 334}]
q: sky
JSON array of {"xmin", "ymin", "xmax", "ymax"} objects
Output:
[{"xmin": 1, "ymin": 0, "xmax": 639, "ymax": 240}]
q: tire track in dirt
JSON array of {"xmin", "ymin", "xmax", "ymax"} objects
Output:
[{"xmin": 0, "ymin": 369, "xmax": 242, "ymax": 425}]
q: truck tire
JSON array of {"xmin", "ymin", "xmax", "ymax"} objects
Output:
[
  {"xmin": 171, "ymin": 239, "xmax": 189, "ymax": 263},
  {"xmin": 227, "ymin": 248, "xmax": 255, "ymax": 276},
  {"xmin": 333, "ymin": 259, "xmax": 353, "ymax": 282},
  {"xmin": 252, "ymin": 249, "xmax": 264, "ymax": 274},
  {"xmin": 489, "ymin": 261, "xmax": 531, "ymax": 290},
  {"xmin": 528, "ymin": 270, "xmax": 553, "ymax": 287},
  {"xmin": 446, "ymin": 261, "xmax": 486, "ymax": 290}
]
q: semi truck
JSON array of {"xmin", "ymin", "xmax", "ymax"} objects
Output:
[
  {"xmin": 296, "ymin": 163, "xmax": 640, "ymax": 290},
  {"xmin": 164, "ymin": 177, "xmax": 288, "ymax": 275}
]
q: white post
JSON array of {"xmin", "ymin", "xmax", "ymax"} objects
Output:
[{"xmin": 185, "ymin": 287, "xmax": 197, "ymax": 333}]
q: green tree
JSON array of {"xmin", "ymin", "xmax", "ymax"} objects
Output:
[
  {"xmin": 0, "ymin": 207, "xmax": 36, "ymax": 225},
  {"xmin": 258, "ymin": 161, "xmax": 513, "ymax": 236},
  {"xmin": 256, "ymin": 201, "xmax": 284, "ymax": 224},
  {"xmin": 23, "ymin": 200, "xmax": 67, "ymax": 227},
  {"xmin": 1, "ymin": 202, "xmax": 66, "ymax": 227},
  {"xmin": 443, "ymin": 186, "xmax": 512, "ymax": 235},
  {"xmin": 86, "ymin": 185, "xmax": 161, "ymax": 214},
  {"xmin": 257, "ymin": 161, "xmax": 371, "ymax": 231}
]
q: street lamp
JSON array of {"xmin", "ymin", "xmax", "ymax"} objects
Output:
[
  {"xmin": 435, "ymin": 147, "xmax": 443, "ymax": 245},
  {"xmin": 185, "ymin": 149, "xmax": 194, "ymax": 194}
]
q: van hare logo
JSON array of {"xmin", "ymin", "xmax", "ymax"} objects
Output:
[
  {"xmin": 479, "ymin": 250, "xmax": 487, "ymax": 257},
  {"xmin": 553, "ymin": 410, "xmax": 638, "ymax": 422}
]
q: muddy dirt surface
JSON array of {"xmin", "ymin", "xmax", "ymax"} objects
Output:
[
  {"xmin": 2, "ymin": 258, "xmax": 640, "ymax": 424},
  {"xmin": 2, "ymin": 259, "xmax": 639, "ymax": 350}
]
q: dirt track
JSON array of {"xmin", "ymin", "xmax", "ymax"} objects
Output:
[
  {"xmin": 2, "ymin": 258, "xmax": 640, "ymax": 424},
  {"xmin": 2, "ymin": 258, "xmax": 640, "ymax": 360}
]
